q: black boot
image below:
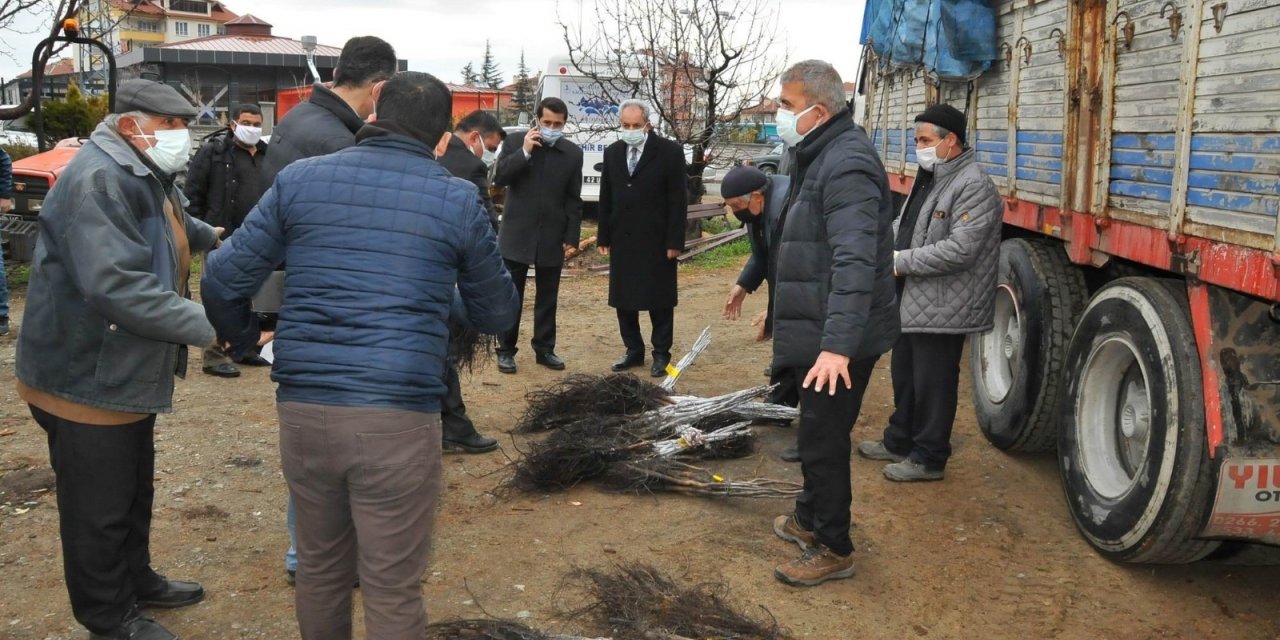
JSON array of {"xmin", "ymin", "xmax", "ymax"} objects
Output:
[
  {"xmin": 442, "ymin": 417, "xmax": 498, "ymax": 454},
  {"xmin": 89, "ymin": 610, "xmax": 176, "ymax": 640},
  {"xmin": 650, "ymin": 352, "xmax": 672, "ymax": 378},
  {"xmin": 611, "ymin": 350, "xmax": 644, "ymax": 372}
]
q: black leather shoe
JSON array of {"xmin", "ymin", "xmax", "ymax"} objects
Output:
[
  {"xmin": 611, "ymin": 351, "xmax": 644, "ymax": 372},
  {"xmin": 650, "ymin": 353, "xmax": 671, "ymax": 378},
  {"xmin": 443, "ymin": 430, "xmax": 499, "ymax": 454},
  {"xmin": 535, "ymin": 351, "xmax": 566, "ymax": 370},
  {"xmin": 779, "ymin": 446, "xmax": 801, "ymax": 463},
  {"xmin": 90, "ymin": 613, "xmax": 176, "ymax": 640},
  {"xmin": 234, "ymin": 352, "xmax": 271, "ymax": 366},
  {"xmin": 497, "ymin": 353, "xmax": 517, "ymax": 374},
  {"xmin": 137, "ymin": 577, "xmax": 205, "ymax": 609},
  {"xmin": 202, "ymin": 363, "xmax": 240, "ymax": 378}
]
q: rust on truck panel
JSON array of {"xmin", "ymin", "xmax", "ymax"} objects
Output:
[{"xmin": 1190, "ymin": 283, "xmax": 1228, "ymax": 456}]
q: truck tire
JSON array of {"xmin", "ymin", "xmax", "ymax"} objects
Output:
[
  {"xmin": 1058, "ymin": 278, "xmax": 1219, "ymax": 563},
  {"xmin": 971, "ymin": 238, "xmax": 1086, "ymax": 452}
]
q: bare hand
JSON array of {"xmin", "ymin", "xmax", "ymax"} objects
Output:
[
  {"xmin": 723, "ymin": 284, "xmax": 747, "ymax": 320},
  {"xmin": 257, "ymin": 331, "xmax": 274, "ymax": 346},
  {"xmin": 523, "ymin": 127, "xmax": 542, "ymax": 155},
  {"xmin": 212, "ymin": 226, "xmax": 226, "ymax": 248},
  {"xmin": 666, "ymin": 249, "xmax": 681, "ymax": 260},
  {"xmin": 598, "ymin": 245, "xmax": 610, "ymax": 256},
  {"xmin": 803, "ymin": 351, "xmax": 852, "ymax": 396},
  {"xmin": 0, "ymin": 197, "xmax": 12, "ymax": 213},
  {"xmin": 750, "ymin": 310, "xmax": 769, "ymax": 341}
]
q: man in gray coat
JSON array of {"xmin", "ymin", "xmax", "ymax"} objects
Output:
[
  {"xmin": 15, "ymin": 80, "xmax": 219, "ymax": 640},
  {"xmin": 768, "ymin": 61, "xmax": 899, "ymax": 587},
  {"xmin": 858, "ymin": 104, "xmax": 1003, "ymax": 482}
]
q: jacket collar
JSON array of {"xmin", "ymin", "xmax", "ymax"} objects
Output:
[
  {"xmin": 309, "ymin": 83, "xmax": 365, "ymax": 135},
  {"xmin": 931, "ymin": 147, "xmax": 975, "ymax": 181},
  {"xmin": 795, "ymin": 109, "xmax": 855, "ymax": 170},
  {"xmin": 353, "ymin": 126, "xmax": 438, "ymax": 159}
]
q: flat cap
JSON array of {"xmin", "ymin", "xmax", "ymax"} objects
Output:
[
  {"xmin": 114, "ymin": 79, "xmax": 198, "ymax": 119},
  {"xmin": 720, "ymin": 165, "xmax": 770, "ymax": 200}
]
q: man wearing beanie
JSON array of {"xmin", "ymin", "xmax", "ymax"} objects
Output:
[
  {"xmin": 719, "ymin": 165, "xmax": 799, "ymax": 443},
  {"xmin": 769, "ymin": 60, "xmax": 899, "ymax": 587},
  {"xmin": 857, "ymin": 102, "xmax": 1003, "ymax": 482},
  {"xmin": 16, "ymin": 79, "xmax": 219, "ymax": 640},
  {"xmin": 203, "ymin": 71, "xmax": 518, "ymax": 639}
]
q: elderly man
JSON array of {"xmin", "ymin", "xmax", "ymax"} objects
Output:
[
  {"xmin": 857, "ymin": 103, "xmax": 1002, "ymax": 482},
  {"xmin": 16, "ymin": 80, "xmax": 220, "ymax": 640},
  {"xmin": 598, "ymin": 99, "xmax": 688, "ymax": 377},
  {"xmin": 492, "ymin": 97, "xmax": 583, "ymax": 373},
  {"xmin": 768, "ymin": 60, "xmax": 899, "ymax": 587},
  {"xmin": 203, "ymin": 71, "xmax": 518, "ymax": 640}
]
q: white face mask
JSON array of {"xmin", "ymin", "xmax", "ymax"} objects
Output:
[
  {"xmin": 776, "ymin": 104, "xmax": 818, "ymax": 146},
  {"xmin": 916, "ymin": 140, "xmax": 946, "ymax": 171},
  {"xmin": 233, "ymin": 124, "xmax": 263, "ymax": 147},
  {"xmin": 619, "ymin": 128, "xmax": 645, "ymax": 146},
  {"xmin": 140, "ymin": 126, "xmax": 192, "ymax": 175}
]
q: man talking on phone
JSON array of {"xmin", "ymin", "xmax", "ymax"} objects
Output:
[{"xmin": 491, "ymin": 97, "xmax": 583, "ymax": 374}]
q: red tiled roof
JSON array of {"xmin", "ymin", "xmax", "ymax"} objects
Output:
[
  {"xmin": 446, "ymin": 83, "xmax": 513, "ymax": 95},
  {"xmin": 741, "ymin": 98, "xmax": 779, "ymax": 115},
  {"xmin": 225, "ymin": 13, "xmax": 269, "ymax": 26},
  {"xmin": 107, "ymin": 0, "xmax": 238, "ymax": 22},
  {"xmin": 154, "ymin": 34, "xmax": 341, "ymax": 56},
  {"xmin": 16, "ymin": 58, "xmax": 76, "ymax": 79}
]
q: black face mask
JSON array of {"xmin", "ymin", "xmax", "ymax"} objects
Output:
[{"xmin": 732, "ymin": 208, "xmax": 754, "ymax": 224}]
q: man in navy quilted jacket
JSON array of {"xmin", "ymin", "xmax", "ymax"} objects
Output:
[{"xmin": 201, "ymin": 71, "xmax": 518, "ymax": 640}]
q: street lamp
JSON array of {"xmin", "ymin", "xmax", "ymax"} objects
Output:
[{"xmin": 301, "ymin": 35, "xmax": 320, "ymax": 83}]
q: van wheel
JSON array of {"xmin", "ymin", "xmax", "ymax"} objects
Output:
[
  {"xmin": 1059, "ymin": 278, "xmax": 1219, "ymax": 563},
  {"xmin": 971, "ymin": 239, "xmax": 1086, "ymax": 451}
]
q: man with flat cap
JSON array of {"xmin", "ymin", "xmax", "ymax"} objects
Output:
[
  {"xmin": 16, "ymin": 79, "xmax": 221, "ymax": 640},
  {"xmin": 857, "ymin": 102, "xmax": 1003, "ymax": 482},
  {"xmin": 719, "ymin": 165, "xmax": 800, "ymax": 450}
]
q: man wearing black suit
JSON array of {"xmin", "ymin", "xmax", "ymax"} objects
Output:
[
  {"xmin": 492, "ymin": 97, "xmax": 583, "ymax": 373},
  {"xmin": 598, "ymin": 100, "xmax": 688, "ymax": 377},
  {"xmin": 434, "ymin": 110, "xmax": 506, "ymax": 454},
  {"xmin": 438, "ymin": 110, "xmax": 505, "ymax": 230}
]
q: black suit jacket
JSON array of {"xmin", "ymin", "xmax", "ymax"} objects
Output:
[
  {"xmin": 493, "ymin": 134, "xmax": 583, "ymax": 268},
  {"xmin": 438, "ymin": 134, "xmax": 497, "ymax": 230},
  {"xmin": 598, "ymin": 133, "xmax": 688, "ymax": 310}
]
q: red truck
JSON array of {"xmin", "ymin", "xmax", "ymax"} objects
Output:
[{"xmin": 864, "ymin": 0, "xmax": 1280, "ymax": 562}]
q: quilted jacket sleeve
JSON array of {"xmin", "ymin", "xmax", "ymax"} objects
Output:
[
  {"xmin": 0, "ymin": 147, "xmax": 13, "ymax": 198},
  {"xmin": 895, "ymin": 172, "xmax": 1003, "ymax": 278},
  {"xmin": 819, "ymin": 153, "xmax": 884, "ymax": 359},
  {"xmin": 456, "ymin": 194, "xmax": 520, "ymax": 335}
]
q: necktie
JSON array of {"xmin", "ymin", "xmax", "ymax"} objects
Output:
[{"xmin": 628, "ymin": 146, "xmax": 639, "ymax": 175}]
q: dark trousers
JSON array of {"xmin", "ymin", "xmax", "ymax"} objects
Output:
[
  {"xmin": 882, "ymin": 332, "xmax": 967, "ymax": 471},
  {"xmin": 616, "ymin": 307, "xmax": 674, "ymax": 357},
  {"xmin": 792, "ymin": 356, "xmax": 879, "ymax": 557},
  {"xmin": 498, "ymin": 259, "xmax": 560, "ymax": 356},
  {"xmin": 440, "ymin": 360, "xmax": 476, "ymax": 439},
  {"xmin": 30, "ymin": 406, "xmax": 167, "ymax": 634},
  {"xmin": 767, "ymin": 364, "xmax": 800, "ymax": 408}
]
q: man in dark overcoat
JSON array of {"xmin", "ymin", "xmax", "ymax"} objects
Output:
[{"xmin": 597, "ymin": 99, "xmax": 688, "ymax": 377}]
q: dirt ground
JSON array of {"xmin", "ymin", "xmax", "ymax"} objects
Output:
[{"xmin": 1, "ymin": 262, "xmax": 1279, "ymax": 640}]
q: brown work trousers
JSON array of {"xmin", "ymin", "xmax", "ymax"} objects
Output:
[{"xmin": 278, "ymin": 402, "xmax": 442, "ymax": 640}]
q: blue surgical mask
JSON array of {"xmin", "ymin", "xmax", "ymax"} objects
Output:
[
  {"xmin": 776, "ymin": 104, "xmax": 818, "ymax": 147},
  {"xmin": 619, "ymin": 128, "xmax": 645, "ymax": 146},
  {"xmin": 540, "ymin": 127, "xmax": 562, "ymax": 146}
]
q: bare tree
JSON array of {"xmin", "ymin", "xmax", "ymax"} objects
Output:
[
  {"xmin": 1, "ymin": 0, "xmax": 78, "ymax": 120},
  {"xmin": 559, "ymin": 0, "xmax": 785, "ymax": 200}
]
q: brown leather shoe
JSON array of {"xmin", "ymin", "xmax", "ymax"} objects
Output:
[
  {"xmin": 773, "ymin": 514, "xmax": 814, "ymax": 551},
  {"xmin": 774, "ymin": 544, "xmax": 855, "ymax": 587}
]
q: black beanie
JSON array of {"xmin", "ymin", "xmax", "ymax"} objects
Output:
[
  {"xmin": 720, "ymin": 165, "xmax": 770, "ymax": 199},
  {"xmin": 915, "ymin": 103, "xmax": 967, "ymax": 145}
]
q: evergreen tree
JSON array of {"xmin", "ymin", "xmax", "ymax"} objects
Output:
[
  {"xmin": 480, "ymin": 40, "xmax": 502, "ymax": 89},
  {"xmin": 511, "ymin": 50, "xmax": 534, "ymax": 119},
  {"xmin": 460, "ymin": 62, "xmax": 479, "ymax": 85}
]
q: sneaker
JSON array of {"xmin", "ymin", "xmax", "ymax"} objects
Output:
[
  {"xmin": 772, "ymin": 514, "xmax": 815, "ymax": 551},
  {"xmin": 883, "ymin": 459, "xmax": 945, "ymax": 482},
  {"xmin": 857, "ymin": 440, "xmax": 907, "ymax": 463},
  {"xmin": 774, "ymin": 544, "xmax": 856, "ymax": 587}
]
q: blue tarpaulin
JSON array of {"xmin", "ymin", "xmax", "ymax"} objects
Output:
[{"xmin": 861, "ymin": 0, "xmax": 997, "ymax": 80}]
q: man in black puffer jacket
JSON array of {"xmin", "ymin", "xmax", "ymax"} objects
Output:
[{"xmin": 768, "ymin": 60, "xmax": 900, "ymax": 587}]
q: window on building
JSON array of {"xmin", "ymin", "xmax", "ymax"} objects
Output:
[
  {"xmin": 175, "ymin": 21, "xmax": 188, "ymax": 36},
  {"xmin": 216, "ymin": 25, "xmax": 225, "ymax": 35},
  {"xmin": 133, "ymin": 20, "xmax": 162, "ymax": 33},
  {"xmin": 197, "ymin": 23, "xmax": 210, "ymax": 37},
  {"xmin": 169, "ymin": 0, "xmax": 210, "ymax": 14}
]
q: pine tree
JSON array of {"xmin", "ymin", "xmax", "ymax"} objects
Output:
[
  {"xmin": 511, "ymin": 50, "xmax": 534, "ymax": 118},
  {"xmin": 480, "ymin": 40, "xmax": 502, "ymax": 89},
  {"xmin": 460, "ymin": 62, "xmax": 478, "ymax": 85}
]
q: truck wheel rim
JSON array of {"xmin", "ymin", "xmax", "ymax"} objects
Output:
[
  {"xmin": 978, "ymin": 284, "xmax": 1021, "ymax": 404},
  {"xmin": 1077, "ymin": 336, "xmax": 1153, "ymax": 499}
]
